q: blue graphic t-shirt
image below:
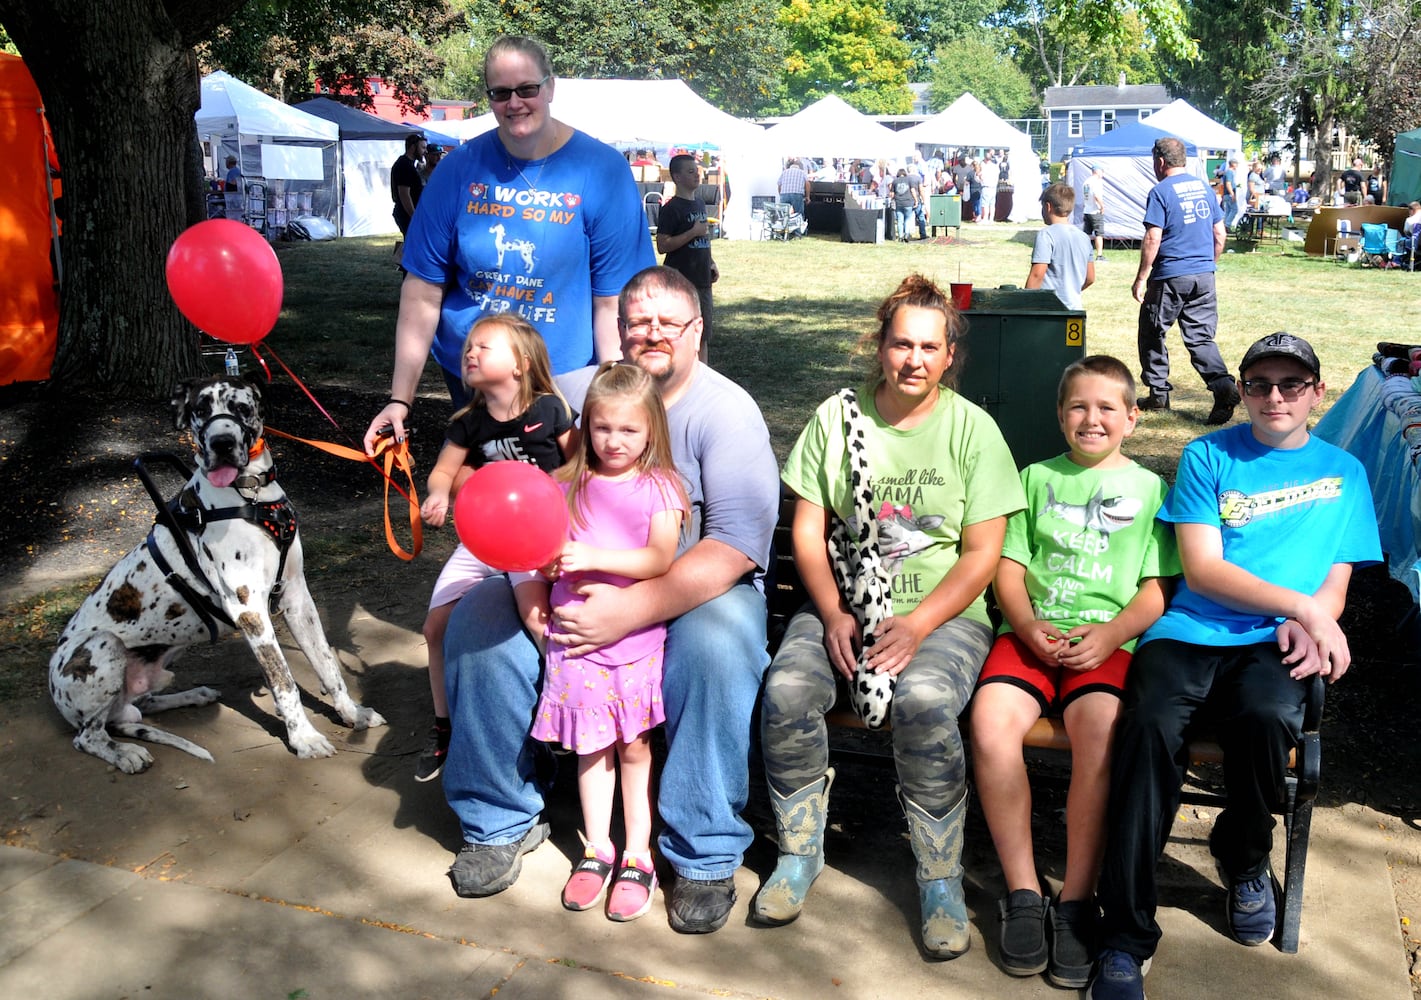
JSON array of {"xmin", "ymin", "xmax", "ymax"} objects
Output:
[
  {"xmin": 403, "ymin": 129, "xmax": 655, "ymax": 376},
  {"xmin": 1141, "ymin": 424, "xmax": 1381, "ymax": 648},
  {"xmin": 1144, "ymin": 172, "xmax": 1221, "ymax": 280}
]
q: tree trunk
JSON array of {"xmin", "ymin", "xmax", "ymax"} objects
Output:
[{"xmin": 0, "ymin": 0, "xmax": 243, "ymax": 398}]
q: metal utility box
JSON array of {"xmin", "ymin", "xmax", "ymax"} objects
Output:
[
  {"xmin": 928, "ymin": 194, "xmax": 961, "ymax": 234},
  {"xmin": 955, "ymin": 288, "xmax": 1086, "ymax": 469}
]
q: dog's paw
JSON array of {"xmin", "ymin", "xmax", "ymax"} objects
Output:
[
  {"xmin": 347, "ymin": 706, "xmax": 387, "ymax": 730},
  {"xmin": 290, "ymin": 729, "xmax": 338, "ymax": 759},
  {"xmin": 187, "ymin": 686, "xmax": 222, "ymax": 706},
  {"xmin": 112, "ymin": 742, "xmax": 155, "ymax": 774}
]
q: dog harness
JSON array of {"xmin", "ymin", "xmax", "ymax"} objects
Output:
[{"xmin": 134, "ymin": 450, "xmax": 299, "ymax": 644}]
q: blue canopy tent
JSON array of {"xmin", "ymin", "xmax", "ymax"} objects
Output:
[
  {"xmin": 296, "ymin": 97, "xmax": 425, "ymax": 236},
  {"xmin": 1064, "ymin": 122, "xmax": 1203, "ymax": 241}
]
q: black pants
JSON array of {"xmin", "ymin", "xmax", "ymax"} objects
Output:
[{"xmin": 1098, "ymin": 638, "xmax": 1305, "ymax": 959}]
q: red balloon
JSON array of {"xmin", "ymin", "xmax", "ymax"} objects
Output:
[
  {"xmin": 165, "ymin": 219, "xmax": 283, "ymax": 344},
  {"xmin": 454, "ymin": 462, "xmax": 568, "ymax": 572}
]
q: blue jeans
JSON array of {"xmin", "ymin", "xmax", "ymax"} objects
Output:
[
  {"xmin": 894, "ymin": 206, "xmax": 912, "ymax": 239},
  {"xmin": 780, "ymin": 192, "xmax": 804, "ymax": 215},
  {"xmin": 441, "ymin": 575, "xmax": 769, "ymax": 880},
  {"xmin": 1221, "ymin": 195, "xmax": 1239, "ymax": 229}
]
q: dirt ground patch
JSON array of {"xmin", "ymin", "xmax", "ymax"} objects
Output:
[{"xmin": 2, "ymin": 377, "xmax": 1420, "ymax": 989}]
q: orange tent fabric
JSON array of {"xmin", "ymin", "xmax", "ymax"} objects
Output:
[{"xmin": 0, "ymin": 52, "xmax": 59, "ymax": 385}]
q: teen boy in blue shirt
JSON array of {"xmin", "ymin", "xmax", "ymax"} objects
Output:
[{"xmin": 1090, "ymin": 333, "xmax": 1382, "ymax": 1000}]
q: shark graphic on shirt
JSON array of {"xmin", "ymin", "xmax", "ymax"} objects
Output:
[{"xmin": 1043, "ymin": 484, "xmax": 1142, "ymax": 537}]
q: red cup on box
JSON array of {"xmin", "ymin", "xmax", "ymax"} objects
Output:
[{"xmin": 950, "ymin": 282, "xmax": 972, "ymax": 311}]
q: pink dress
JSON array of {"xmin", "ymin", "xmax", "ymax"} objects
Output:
[{"xmin": 530, "ymin": 471, "xmax": 681, "ymax": 754}]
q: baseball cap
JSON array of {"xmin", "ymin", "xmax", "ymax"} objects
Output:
[{"xmin": 1239, "ymin": 332, "xmax": 1320, "ymax": 378}]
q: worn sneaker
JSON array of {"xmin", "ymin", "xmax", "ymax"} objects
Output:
[
  {"xmin": 1089, "ymin": 947, "xmax": 1150, "ymax": 1000},
  {"xmin": 1227, "ymin": 871, "xmax": 1276, "ymax": 946},
  {"xmin": 447, "ymin": 822, "xmax": 550, "ymax": 898},
  {"xmin": 562, "ymin": 842, "xmax": 616, "ymax": 911},
  {"xmin": 1206, "ymin": 382, "xmax": 1241, "ymax": 425},
  {"xmin": 998, "ymin": 888, "xmax": 1049, "ymax": 975},
  {"xmin": 607, "ymin": 854, "xmax": 658, "ymax": 922},
  {"xmin": 413, "ymin": 721, "xmax": 450, "ymax": 782},
  {"xmin": 1048, "ymin": 898, "xmax": 1097, "ymax": 989},
  {"xmin": 667, "ymin": 875, "xmax": 736, "ymax": 934},
  {"xmin": 1136, "ymin": 392, "xmax": 1170, "ymax": 412}
]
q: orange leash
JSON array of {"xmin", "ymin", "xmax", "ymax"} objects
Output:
[{"xmin": 265, "ymin": 426, "xmax": 423, "ymax": 561}]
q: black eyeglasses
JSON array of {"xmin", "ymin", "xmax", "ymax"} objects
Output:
[
  {"xmin": 486, "ymin": 75, "xmax": 549, "ymax": 104},
  {"xmin": 1240, "ymin": 378, "xmax": 1316, "ymax": 399}
]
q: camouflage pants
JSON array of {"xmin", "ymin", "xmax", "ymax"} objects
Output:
[{"xmin": 761, "ymin": 607, "xmax": 991, "ymax": 814}]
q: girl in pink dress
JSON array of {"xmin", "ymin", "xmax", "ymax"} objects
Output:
[{"xmin": 519, "ymin": 362, "xmax": 687, "ymax": 921}]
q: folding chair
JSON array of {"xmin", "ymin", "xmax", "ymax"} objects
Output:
[
  {"xmin": 1359, "ymin": 222, "xmax": 1393, "ymax": 268},
  {"xmin": 1325, "ymin": 219, "xmax": 1357, "ymax": 262}
]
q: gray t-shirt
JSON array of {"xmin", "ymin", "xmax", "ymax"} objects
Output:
[
  {"xmin": 1031, "ymin": 222, "xmax": 1093, "ymax": 311},
  {"xmin": 557, "ymin": 362, "xmax": 780, "ymax": 587}
]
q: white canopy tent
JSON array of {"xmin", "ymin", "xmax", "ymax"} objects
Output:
[
  {"xmin": 1064, "ymin": 121, "xmax": 1205, "ymax": 241},
  {"xmin": 758, "ymin": 94, "xmax": 916, "ymax": 163},
  {"xmin": 196, "ymin": 72, "xmax": 340, "ymax": 232},
  {"xmin": 1145, "ymin": 99, "xmax": 1242, "ymax": 161},
  {"xmin": 898, "ymin": 93, "xmax": 1038, "ymax": 222},
  {"xmin": 454, "ymin": 78, "xmax": 765, "ymax": 238}
]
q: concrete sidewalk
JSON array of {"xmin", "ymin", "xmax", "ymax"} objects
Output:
[{"xmin": 0, "ymin": 612, "xmax": 1411, "ymax": 999}]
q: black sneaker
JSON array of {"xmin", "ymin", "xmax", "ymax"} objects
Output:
[
  {"xmin": 447, "ymin": 822, "xmax": 550, "ymax": 898},
  {"xmin": 1206, "ymin": 382, "xmax": 1241, "ymax": 425},
  {"xmin": 1136, "ymin": 392, "xmax": 1170, "ymax": 412},
  {"xmin": 668, "ymin": 875, "xmax": 736, "ymax": 934},
  {"xmin": 414, "ymin": 723, "xmax": 450, "ymax": 783},
  {"xmin": 998, "ymin": 888, "xmax": 1049, "ymax": 975},
  {"xmin": 1048, "ymin": 898, "xmax": 1097, "ymax": 988}
]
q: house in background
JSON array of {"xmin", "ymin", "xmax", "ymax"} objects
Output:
[{"xmin": 1043, "ymin": 77, "xmax": 1170, "ymax": 163}]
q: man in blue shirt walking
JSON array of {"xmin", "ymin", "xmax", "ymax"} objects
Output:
[{"xmin": 1132, "ymin": 137, "xmax": 1238, "ymax": 425}]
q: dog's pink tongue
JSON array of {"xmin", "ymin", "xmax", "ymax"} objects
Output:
[{"xmin": 208, "ymin": 466, "xmax": 239, "ymax": 489}]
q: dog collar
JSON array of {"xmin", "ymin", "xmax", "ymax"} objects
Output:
[{"xmin": 249, "ymin": 438, "xmax": 267, "ymax": 460}]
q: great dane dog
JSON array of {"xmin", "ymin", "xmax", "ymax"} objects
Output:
[{"xmin": 49, "ymin": 374, "xmax": 386, "ymax": 773}]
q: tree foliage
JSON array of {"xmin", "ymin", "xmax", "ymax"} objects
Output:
[
  {"xmin": 200, "ymin": 0, "xmax": 461, "ymax": 114},
  {"xmin": 463, "ymin": 0, "xmax": 785, "ymax": 116},
  {"xmin": 774, "ymin": 0, "xmax": 914, "ymax": 114},
  {"xmin": 1349, "ymin": 0, "xmax": 1421, "ymax": 161},
  {"xmin": 926, "ymin": 35, "xmax": 1038, "ymax": 117},
  {"xmin": 1000, "ymin": 0, "xmax": 1190, "ymax": 90},
  {"xmin": 1158, "ymin": 0, "xmax": 1285, "ymax": 145},
  {"xmin": 886, "ymin": 0, "xmax": 1005, "ymax": 75}
]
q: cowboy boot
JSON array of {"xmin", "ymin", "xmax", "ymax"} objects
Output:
[
  {"xmin": 900, "ymin": 786, "xmax": 971, "ymax": 959},
  {"xmin": 752, "ymin": 769, "xmax": 835, "ymax": 925}
]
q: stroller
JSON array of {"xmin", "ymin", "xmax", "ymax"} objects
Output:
[
  {"xmin": 1359, "ymin": 222, "xmax": 1401, "ymax": 268},
  {"xmin": 763, "ymin": 201, "xmax": 807, "ymax": 241}
]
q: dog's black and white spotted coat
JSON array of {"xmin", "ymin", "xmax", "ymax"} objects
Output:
[
  {"xmin": 47, "ymin": 375, "xmax": 386, "ymax": 773},
  {"xmin": 827, "ymin": 388, "xmax": 897, "ymax": 729}
]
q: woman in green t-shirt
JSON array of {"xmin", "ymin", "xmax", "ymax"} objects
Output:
[{"xmin": 752, "ymin": 273, "xmax": 1025, "ymax": 958}]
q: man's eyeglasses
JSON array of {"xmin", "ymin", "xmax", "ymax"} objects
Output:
[
  {"xmin": 486, "ymin": 75, "xmax": 549, "ymax": 104},
  {"xmin": 624, "ymin": 316, "xmax": 695, "ymax": 341},
  {"xmin": 1240, "ymin": 378, "xmax": 1316, "ymax": 399}
]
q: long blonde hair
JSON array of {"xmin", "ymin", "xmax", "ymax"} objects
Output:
[
  {"xmin": 450, "ymin": 314, "xmax": 571, "ymax": 425},
  {"xmin": 556, "ymin": 362, "xmax": 688, "ymax": 530}
]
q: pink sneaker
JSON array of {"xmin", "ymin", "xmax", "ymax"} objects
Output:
[
  {"xmin": 607, "ymin": 854, "xmax": 658, "ymax": 922},
  {"xmin": 562, "ymin": 844, "xmax": 615, "ymax": 911}
]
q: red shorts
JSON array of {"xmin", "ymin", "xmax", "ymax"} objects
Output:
[{"xmin": 977, "ymin": 632, "xmax": 1131, "ymax": 713}]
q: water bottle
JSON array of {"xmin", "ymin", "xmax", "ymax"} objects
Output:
[{"xmin": 224, "ymin": 348, "xmax": 239, "ymax": 377}]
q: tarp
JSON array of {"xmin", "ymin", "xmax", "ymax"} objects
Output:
[
  {"xmin": 1390, "ymin": 127, "xmax": 1421, "ymax": 207},
  {"xmin": 1144, "ymin": 99, "xmax": 1242, "ymax": 157},
  {"xmin": 898, "ymin": 93, "xmax": 1038, "ymax": 222},
  {"xmin": 296, "ymin": 97, "xmax": 411, "ymax": 237},
  {"xmin": 196, "ymin": 72, "xmax": 340, "ymax": 235},
  {"xmin": 0, "ymin": 53, "xmax": 58, "ymax": 385},
  {"xmin": 1065, "ymin": 121, "xmax": 1204, "ymax": 241},
  {"xmin": 452, "ymin": 78, "xmax": 765, "ymax": 238},
  {"xmin": 759, "ymin": 94, "xmax": 915, "ymax": 162}
]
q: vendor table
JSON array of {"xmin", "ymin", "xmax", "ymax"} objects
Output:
[{"xmin": 1314, "ymin": 364, "xmax": 1421, "ymax": 601}]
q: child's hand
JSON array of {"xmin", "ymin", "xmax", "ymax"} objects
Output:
[
  {"xmin": 556, "ymin": 541, "xmax": 597, "ymax": 575},
  {"xmin": 1056, "ymin": 624, "xmax": 1114, "ymax": 672},
  {"xmin": 420, "ymin": 494, "xmax": 449, "ymax": 527},
  {"xmin": 1021, "ymin": 621, "xmax": 1068, "ymax": 665}
]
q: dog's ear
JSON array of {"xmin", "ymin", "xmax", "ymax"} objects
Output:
[
  {"xmin": 242, "ymin": 370, "xmax": 266, "ymax": 402},
  {"xmin": 170, "ymin": 380, "xmax": 197, "ymax": 430}
]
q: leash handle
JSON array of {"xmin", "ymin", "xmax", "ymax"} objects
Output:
[{"xmin": 264, "ymin": 427, "xmax": 423, "ymax": 561}]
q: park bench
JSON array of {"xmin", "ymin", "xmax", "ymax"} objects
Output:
[{"xmin": 764, "ymin": 490, "xmax": 1322, "ymax": 953}]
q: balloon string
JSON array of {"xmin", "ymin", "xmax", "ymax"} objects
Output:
[{"xmin": 250, "ymin": 341, "xmax": 416, "ymax": 506}]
